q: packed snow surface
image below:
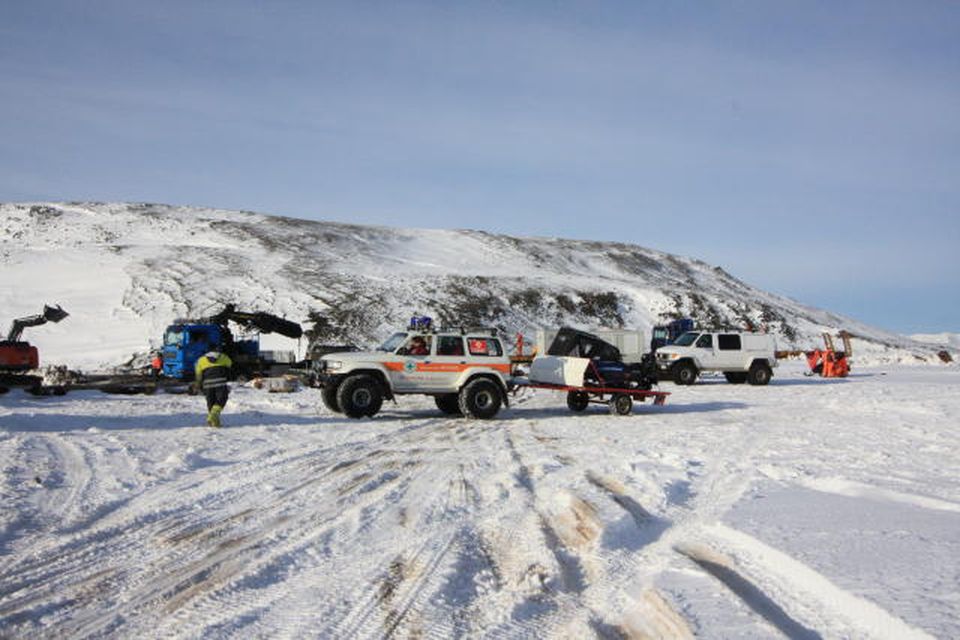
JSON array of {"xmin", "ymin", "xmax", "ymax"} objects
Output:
[{"xmin": 1, "ymin": 362, "xmax": 957, "ymax": 638}]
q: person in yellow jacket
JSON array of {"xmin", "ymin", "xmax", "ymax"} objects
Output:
[{"xmin": 195, "ymin": 351, "xmax": 233, "ymax": 427}]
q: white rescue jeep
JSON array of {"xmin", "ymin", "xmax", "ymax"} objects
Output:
[
  {"xmin": 314, "ymin": 327, "xmax": 512, "ymax": 419},
  {"xmin": 656, "ymin": 331, "xmax": 777, "ymax": 385}
]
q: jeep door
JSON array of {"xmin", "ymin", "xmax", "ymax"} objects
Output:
[
  {"xmin": 420, "ymin": 335, "xmax": 469, "ymax": 391},
  {"xmin": 390, "ymin": 334, "xmax": 434, "ymax": 391}
]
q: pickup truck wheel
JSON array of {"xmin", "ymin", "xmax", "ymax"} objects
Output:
[
  {"xmin": 337, "ymin": 375, "xmax": 383, "ymax": 418},
  {"xmin": 609, "ymin": 393, "xmax": 633, "ymax": 416},
  {"xmin": 458, "ymin": 378, "xmax": 502, "ymax": 419},
  {"xmin": 566, "ymin": 391, "xmax": 589, "ymax": 412},
  {"xmin": 747, "ymin": 364, "xmax": 772, "ymax": 386},
  {"xmin": 435, "ymin": 393, "xmax": 462, "ymax": 415},
  {"xmin": 673, "ymin": 362, "xmax": 698, "ymax": 385},
  {"xmin": 321, "ymin": 384, "xmax": 342, "ymax": 413},
  {"xmin": 724, "ymin": 372, "xmax": 748, "ymax": 384}
]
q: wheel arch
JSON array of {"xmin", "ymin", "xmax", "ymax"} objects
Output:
[
  {"xmin": 460, "ymin": 372, "xmax": 510, "ymax": 407},
  {"xmin": 342, "ymin": 368, "xmax": 394, "ymax": 399}
]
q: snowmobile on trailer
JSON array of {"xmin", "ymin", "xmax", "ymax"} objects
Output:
[
  {"xmin": 517, "ymin": 327, "xmax": 669, "ymax": 416},
  {"xmin": 0, "ymin": 304, "xmax": 69, "ymax": 394}
]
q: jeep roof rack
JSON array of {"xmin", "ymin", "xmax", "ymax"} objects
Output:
[{"xmin": 433, "ymin": 325, "xmax": 500, "ymax": 336}]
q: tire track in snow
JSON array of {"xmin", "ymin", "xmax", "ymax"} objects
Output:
[
  {"xmin": 61, "ymin": 450, "xmax": 420, "ymax": 638},
  {"xmin": 0, "ymin": 418, "xmax": 459, "ymax": 636},
  {"xmin": 329, "ymin": 429, "xmax": 485, "ymax": 638},
  {"xmin": 502, "ymin": 425, "xmax": 630, "ymax": 637},
  {"xmin": 1, "ymin": 415, "xmax": 450, "ymax": 593},
  {"xmin": 156, "ymin": 416, "xmax": 465, "ymax": 639},
  {"xmin": 681, "ymin": 524, "xmax": 937, "ymax": 640}
]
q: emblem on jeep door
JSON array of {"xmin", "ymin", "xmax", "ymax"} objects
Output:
[{"xmin": 404, "ymin": 360, "xmax": 417, "ymax": 372}]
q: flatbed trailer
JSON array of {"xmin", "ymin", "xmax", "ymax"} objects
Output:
[
  {"xmin": 513, "ymin": 379, "xmax": 669, "ymax": 416},
  {"xmin": 0, "ymin": 370, "xmax": 193, "ymax": 396}
]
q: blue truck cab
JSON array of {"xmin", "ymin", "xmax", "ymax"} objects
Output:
[
  {"xmin": 162, "ymin": 323, "xmax": 258, "ymax": 380},
  {"xmin": 650, "ymin": 318, "xmax": 695, "ymax": 352}
]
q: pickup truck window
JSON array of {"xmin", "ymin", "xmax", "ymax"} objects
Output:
[
  {"xmin": 718, "ymin": 334, "xmax": 742, "ymax": 350},
  {"xmin": 695, "ymin": 334, "xmax": 713, "ymax": 348}
]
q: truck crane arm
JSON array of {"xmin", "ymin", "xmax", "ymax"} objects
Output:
[
  {"xmin": 5, "ymin": 305, "xmax": 69, "ymax": 342},
  {"xmin": 206, "ymin": 304, "xmax": 303, "ymax": 339}
]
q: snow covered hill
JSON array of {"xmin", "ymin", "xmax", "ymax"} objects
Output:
[
  {"xmin": 0, "ymin": 202, "xmax": 944, "ymax": 369},
  {"xmin": 911, "ymin": 333, "xmax": 960, "ymax": 351}
]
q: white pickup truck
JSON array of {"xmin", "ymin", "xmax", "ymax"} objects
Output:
[{"xmin": 655, "ymin": 331, "xmax": 778, "ymax": 385}]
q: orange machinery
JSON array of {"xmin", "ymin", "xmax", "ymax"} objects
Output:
[{"xmin": 806, "ymin": 331, "xmax": 852, "ymax": 378}]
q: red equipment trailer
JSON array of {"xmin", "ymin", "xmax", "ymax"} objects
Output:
[
  {"xmin": 515, "ymin": 378, "xmax": 669, "ymax": 415},
  {"xmin": 515, "ymin": 357, "xmax": 670, "ymax": 416}
]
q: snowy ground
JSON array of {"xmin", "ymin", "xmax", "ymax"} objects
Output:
[{"xmin": 1, "ymin": 362, "xmax": 957, "ymax": 639}]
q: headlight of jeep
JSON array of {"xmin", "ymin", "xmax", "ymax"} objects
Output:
[{"xmin": 324, "ymin": 360, "xmax": 343, "ymax": 371}]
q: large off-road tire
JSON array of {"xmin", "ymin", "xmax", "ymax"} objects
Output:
[
  {"xmin": 747, "ymin": 363, "xmax": 772, "ymax": 386},
  {"xmin": 724, "ymin": 372, "xmax": 748, "ymax": 384},
  {"xmin": 336, "ymin": 375, "xmax": 384, "ymax": 418},
  {"xmin": 321, "ymin": 384, "xmax": 342, "ymax": 413},
  {"xmin": 609, "ymin": 393, "xmax": 634, "ymax": 416},
  {"xmin": 673, "ymin": 362, "xmax": 698, "ymax": 386},
  {"xmin": 458, "ymin": 378, "xmax": 502, "ymax": 420},
  {"xmin": 566, "ymin": 390, "xmax": 590, "ymax": 412},
  {"xmin": 435, "ymin": 393, "xmax": 462, "ymax": 415}
]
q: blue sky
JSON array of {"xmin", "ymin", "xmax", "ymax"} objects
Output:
[{"xmin": 1, "ymin": 1, "xmax": 957, "ymax": 333}]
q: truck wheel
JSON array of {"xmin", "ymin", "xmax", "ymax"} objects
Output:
[
  {"xmin": 321, "ymin": 384, "xmax": 342, "ymax": 413},
  {"xmin": 566, "ymin": 391, "xmax": 589, "ymax": 412},
  {"xmin": 747, "ymin": 363, "xmax": 772, "ymax": 386},
  {"xmin": 724, "ymin": 372, "xmax": 748, "ymax": 384},
  {"xmin": 337, "ymin": 375, "xmax": 383, "ymax": 418},
  {"xmin": 609, "ymin": 393, "xmax": 633, "ymax": 416},
  {"xmin": 458, "ymin": 378, "xmax": 502, "ymax": 419},
  {"xmin": 673, "ymin": 362, "xmax": 698, "ymax": 385},
  {"xmin": 435, "ymin": 393, "xmax": 462, "ymax": 415}
]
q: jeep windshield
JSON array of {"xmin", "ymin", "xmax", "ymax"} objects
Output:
[
  {"xmin": 378, "ymin": 332, "xmax": 408, "ymax": 352},
  {"xmin": 672, "ymin": 332, "xmax": 699, "ymax": 347}
]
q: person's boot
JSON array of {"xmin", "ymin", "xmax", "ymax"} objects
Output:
[{"xmin": 209, "ymin": 404, "xmax": 223, "ymax": 428}]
